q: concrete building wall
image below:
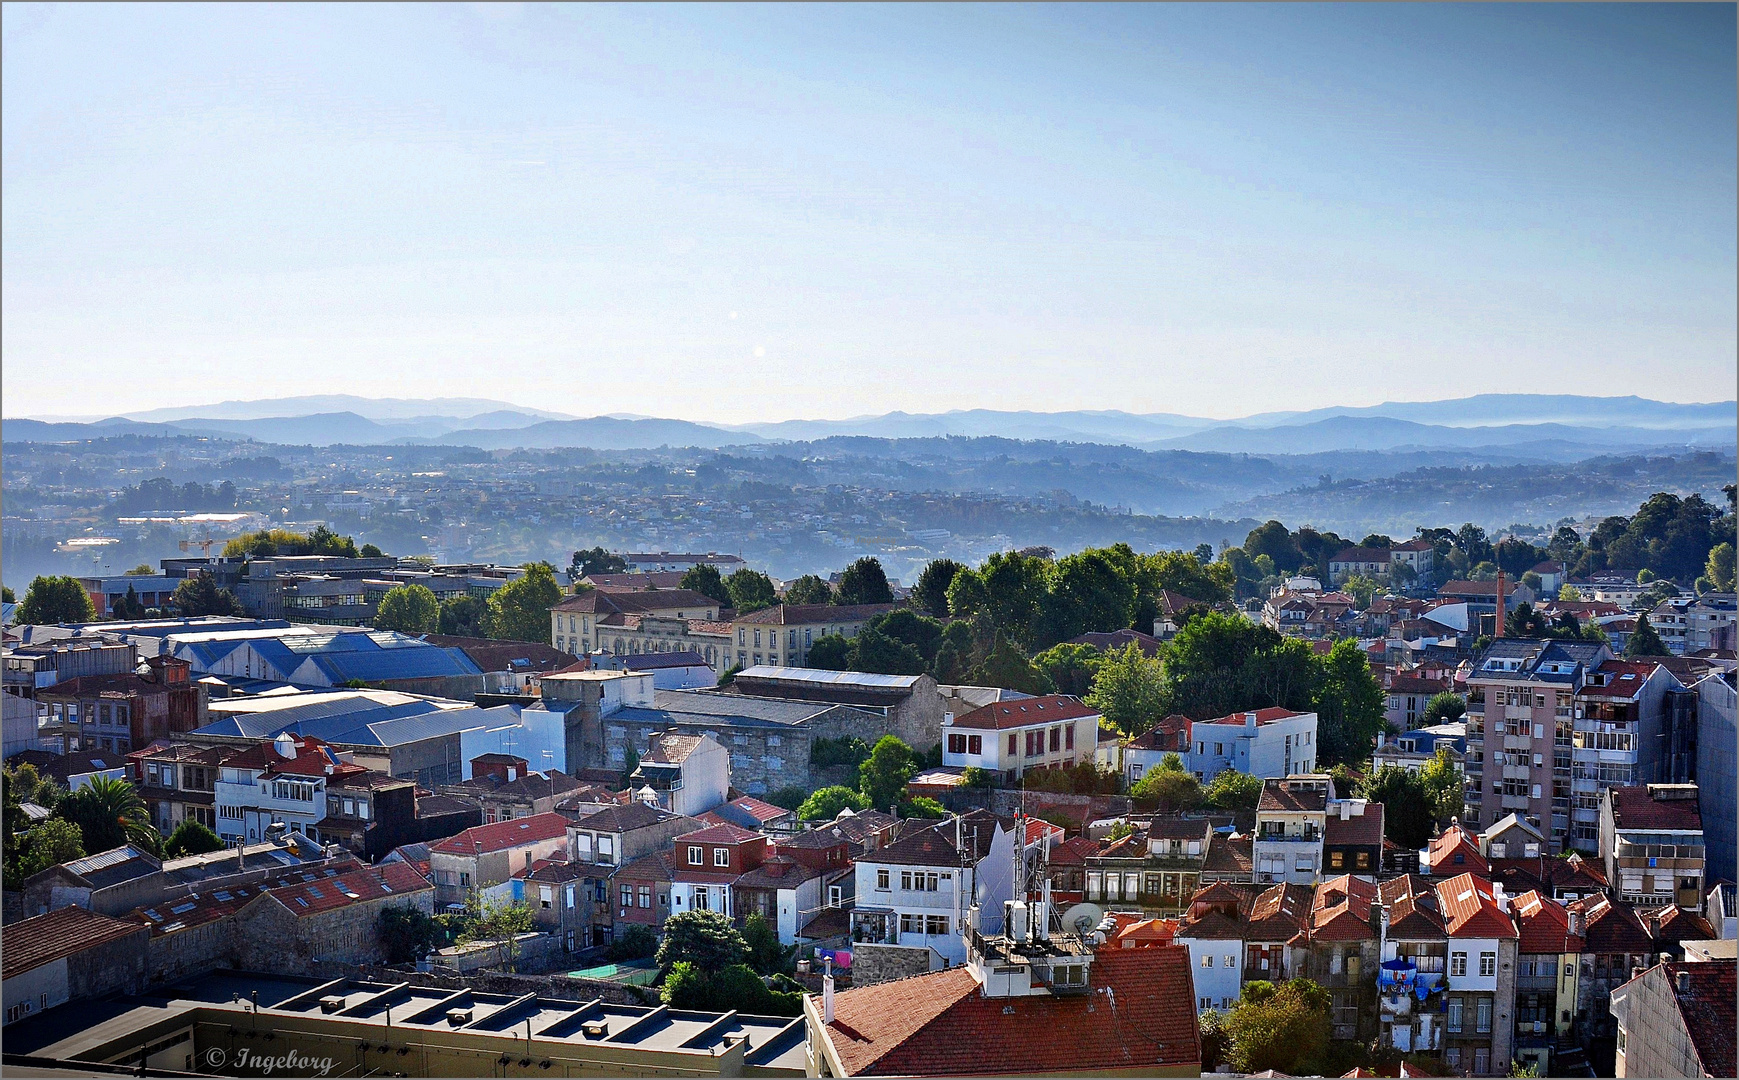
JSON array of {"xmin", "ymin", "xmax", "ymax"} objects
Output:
[
  {"xmin": 1612, "ymin": 965, "xmax": 1707, "ymax": 1079},
  {"xmin": 1696, "ymin": 673, "xmax": 1737, "ymax": 884}
]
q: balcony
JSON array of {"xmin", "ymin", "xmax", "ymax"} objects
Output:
[{"xmin": 1257, "ymin": 829, "xmax": 1323, "ymax": 844}]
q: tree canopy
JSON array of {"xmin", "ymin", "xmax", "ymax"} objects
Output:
[
  {"xmin": 913, "ymin": 559, "xmax": 964, "ymax": 618},
  {"xmin": 487, "ymin": 562, "xmax": 563, "ymax": 644},
  {"xmin": 173, "ymin": 575, "xmax": 246, "ymax": 618},
  {"xmin": 781, "ymin": 573, "xmax": 834, "ymax": 606},
  {"xmin": 725, "ymin": 569, "xmax": 778, "ymax": 613},
  {"xmin": 1223, "ymin": 979, "xmax": 1332, "ymax": 1075},
  {"xmin": 797, "ymin": 785, "xmax": 869, "ymax": 821},
  {"xmin": 59, "ymin": 776, "xmax": 159, "ymax": 855},
  {"xmin": 680, "ymin": 564, "xmax": 732, "ymax": 606},
  {"xmin": 835, "ymin": 557, "xmax": 894, "ymax": 606},
  {"xmin": 1623, "ymin": 613, "xmax": 1669, "ymax": 658},
  {"xmin": 858, "ymin": 735, "xmax": 918, "ymax": 810},
  {"xmin": 656, "ymin": 909, "xmax": 748, "ymax": 972},
  {"xmin": 375, "ymin": 584, "xmax": 440, "ymax": 634},
  {"xmin": 17, "ymin": 576, "xmax": 98, "ymax": 625},
  {"xmin": 1085, "ymin": 642, "xmax": 1166, "ymax": 737}
]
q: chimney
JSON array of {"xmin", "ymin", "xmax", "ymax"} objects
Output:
[
  {"xmin": 822, "ymin": 957, "xmax": 836, "ymax": 1024},
  {"xmin": 1675, "ymin": 970, "xmax": 1691, "ymax": 994},
  {"xmin": 1495, "ymin": 571, "xmax": 1506, "ymax": 639},
  {"xmin": 1245, "ymin": 712, "xmax": 1258, "ymax": 734},
  {"xmin": 1567, "ymin": 909, "xmax": 1583, "ymax": 937}
]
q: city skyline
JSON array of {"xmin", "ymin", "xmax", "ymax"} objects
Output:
[{"xmin": 4, "ymin": 3, "xmax": 1734, "ymax": 421}]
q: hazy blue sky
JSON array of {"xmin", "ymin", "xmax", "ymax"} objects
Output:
[{"xmin": 4, "ymin": 3, "xmax": 1734, "ymax": 422}]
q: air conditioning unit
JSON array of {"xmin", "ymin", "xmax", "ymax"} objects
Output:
[{"xmin": 447, "ymin": 1008, "xmax": 473, "ymax": 1025}]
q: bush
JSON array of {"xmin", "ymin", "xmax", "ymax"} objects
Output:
[
  {"xmin": 163, "ymin": 818, "xmax": 224, "ymax": 858},
  {"xmin": 608, "ymin": 924, "xmax": 658, "ymax": 962},
  {"xmin": 798, "ymin": 785, "xmax": 869, "ymax": 821},
  {"xmin": 656, "ymin": 909, "xmax": 748, "ymax": 972},
  {"xmin": 1020, "ymin": 762, "xmax": 1123, "ymax": 795},
  {"xmin": 762, "ymin": 785, "xmax": 809, "ymax": 812},
  {"xmin": 899, "ymin": 795, "xmax": 947, "ymax": 819},
  {"xmin": 810, "ymin": 736, "xmax": 870, "ymax": 771},
  {"xmin": 379, "ymin": 905, "xmax": 441, "ymax": 963}
]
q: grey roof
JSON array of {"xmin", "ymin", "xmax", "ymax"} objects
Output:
[
  {"xmin": 61, "ymin": 845, "xmax": 160, "ymax": 889},
  {"xmin": 192, "ymin": 699, "xmax": 514, "ymax": 748},
  {"xmin": 735, "ymin": 666, "xmax": 924, "ymax": 690},
  {"xmin": 644, "ymin": 688, "xmax": 855, "ymax": 726}
]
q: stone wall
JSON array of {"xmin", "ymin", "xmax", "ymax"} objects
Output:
[{"xmin": 849, "ymin": 943, "xmax": 935, "ymax": 987}]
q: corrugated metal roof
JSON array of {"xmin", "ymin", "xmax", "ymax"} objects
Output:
[{"xmin": 735, "ymin": 666, "xmax": 923, "ymax": 689}]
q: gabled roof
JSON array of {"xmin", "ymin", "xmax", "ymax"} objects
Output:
[
  {"xmin": 429, "ymin": 812, "xmax": 569, "ymax": 855},
  {"xmin": 1258, "ymin": 777, "xmax": 1330, "ymax": 813},
  {"xmin": 47, "ymin": 844, "xmax": 162, "ymax": 890},
  {"xmin": 1199, "ymin": 706, "xmax": 1311, "ymax": 727},
  {"xmin": 1246, "ymin": 882, "xmax": 1314, "ymax": 939},
  {"xmin": 1655, "ymin": 961, "xmax": 1737, "ymax": 1077},
  {"xmin": 948, "ymin": 694, "xmax": 1100, "ymax": 731},
  {"xmin": 643, "ymin": 733, "xmax": 712, "ymax": 765},
  {"xmin": 267, "ymin": 860, "xmax": 431, "ymax": 917},
  {"xmin": 1, "ymin": 905, "xmax": 147, "ymax": 978},
  {"xmin": 1307, "ymin": 875, "xmax": 1377, "ymax": 943},
  {"xmin": 1203, "ymin": 832, "xmax": 1253, "ymax": 875},
  {"xmin": 613, "ymin": 849, "xmax": 677, "ymax": 882},
  {"xmin": 817, "ymin": 946, "xmax": 1199, "ymax": 1076},
  {"xmin": 862, "ymin": 820, "xmax": 966, "ymax": 867},
  {"xmin": 565, "ymin": 802, "xmax": 682, "ymax": 834},
  {"xmin": 672, "ymin": 821, "xmax": 766, "ymax": 846},
  {"xmin": 1069, "ymin": 629, "xmax": 1163, "ymax": 656},
  {"xmin": 1325, "ymin": 803, "xmax": 1384, "ymax": 848},
  {"xmin": 1425, "ymin": 825, "xmax": 1488, "ymax": 876},
  {"xmin": 1179, "ymin": 907, "xmax": 1247, "ymax": 941},
  {"xmin": 1574, "ymin": 894, "xmax": 1656, "ymax": 954},
  {"xmin": 1641, "ymin": 904, "xmax": 1716, "ymax": 946},
  {"xmin": 1434, "ymin": 872, "xmax": 1518, "ymax": 939},
  {"xmin": 1128, "ymin": 714, "xmax": 1191, "ymax": 751},
  {"xmin": 1512, "ymin": 890, "xmax": 1583, "ymax": 954},
  {"xmin": 1046, "ymin": 834, "xmax": 1102, "ymax": 867}
]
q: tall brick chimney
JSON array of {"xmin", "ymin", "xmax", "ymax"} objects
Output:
[{"xmin": 1495, "ymin": 570, "xmax": 1506, "ymax": 638}]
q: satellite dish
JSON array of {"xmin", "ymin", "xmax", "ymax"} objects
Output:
[{"xmin": 1060, "ymin": 903, "xmax": 1105, "ymax": 936}]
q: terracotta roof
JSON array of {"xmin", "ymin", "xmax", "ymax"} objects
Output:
[
  {"xmin": 948, "ymin": 694, "xmax": 1100, "ymax": 731},
  {"xmin": 551, "ymin": 588, "xmax": 721, "ymax": 615},
  {"xmin": 429, "ymin": 812, "xmax": 569, "ymax": 855},
  {"xmin": 1204, "ymin": 832, "xmax": 1253, "ymax": 875},
  {"xmin": 1661, "ymin": 960, "xmax": 1737, "ymax": 1077},
  {"xmin": 799, "ymin": 907, "xmax": 851, "ymax": 940},
  {"xmin": 1246, "ymin": 882, "xmax": 1314, "ymax": 939},
  {"xmin": 1512, "ymin": 890, "xmax": 1583, "ymax": 954},
  {"xmin": 2, "ymin": 905, "xmax": 148, "ymax": 979},
  {"xmin": 733, "ymin": 857, "xmax": 825, "ymax": 891},
  {"xmin": 1047, "ymin": 835, "xmax": 1102, "ymax": 867},
  {"xmin": 1200, "ymin": 706, "xmax": 1311, "ymax": 727},
  {"xmin": 1307, "ymin": 875, "xmax": 1378, "ymax": 942},
  {"xmin": 1641, "ymin": 904, "xmax": 1716, "ymax": 945},
  {"xmin": 1324, "ymin": 803, "xmax": 1384, "ymax": 848},
  {"xmin": 734, "ymin": 602, "xmax": 897, "ymax": 625},
  {"xmin": 672, "ymin": 821, "xmax": 766, "ymax": 846},
  {"xmin": 1573, "ymin": 895, "xmax": 1655, "ymax": 954},
  {"xmin": 1179, "ymin": 908, "xmax": 1246, "ymax": 941},
  {"xmin": 862, "ymin": 821, "xmax": 967, "ymax": 867},
  {"xmin": 1128, "ymin": 715, "xmax": 1191, "ymax": 752},
  {"xmin": 643, "ymin": 733, "xmax": 710, "ymax": 765},
  {"xmin": 1069, "ymin": 629, "xmax": 1163, "ymax": 656},
  {"xmin": 719, "ymin": 795, "xmax": 790, "ymax": 823},
  {"xmin": 1425, "ymin": 826, "xmax": 1488, "ymax": 876},
  {"xmin": 1388, "ymin": 675, "xmax": 1450, "ymax": 695},
  {"xmin": 613, "ymin": 849, "xmax": 677, "ymax": 882},
  {"xmin": 1434, "ymin": 872, "xmax": 1518, "ymax": 939},
  {"xmin": 818, "ymin": 946, "xmax": 1199, "ymax": 1076},
  {"xmin": 778, "ymin": 826, "xmax": 850, "ymax": 852},
  {"xmin": 1609, "ymin": 785, "xmax": 1703, "ymax": 831},
  {"xmin": 267, "ymin": 860, "xmax": 431, "ymax": 917},
  {"xmin": 1490, "ymin": 853, "xmax": 1607, "ymax": 896},
  {"xmin": 1578, "ymin": 660, "xmax": 1663, "ymax": 699}
]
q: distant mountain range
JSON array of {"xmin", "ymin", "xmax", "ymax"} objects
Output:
[{"xmin": 5, "ymin": 394, "xmax": 1731, "ymax": 456}]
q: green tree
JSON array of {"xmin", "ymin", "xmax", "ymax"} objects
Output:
[
  {"xmin": 900, "ymin": 794, "xmax": 947, "ymax": 818},
  {"xmin": 1086, "ymin": 642, "xmax": 1167, "ymax": 736},
  {"xmin": 681, "ymin": 564, "xmax": 732, "ymax": 606},
  {"xmin": 762, "ymin": 785, "xmax": 809, "ymax": 812},
  {"xmin": 1, "ymin": 585, "xmax": 14, "ymax": 603},
  {"xmin": 805, "ymin": 634, "xmax": 852, "ymax": 670},
  {"xmin": 359, "ymin": 543, "xmax": 385, "ymax": 558},
  {"xmin": 1341, "ymin": 572, "xmax": 1379, "ymax": 608},
  {"xmin": 172, "ymin": 575, "xmax": 246, "ymax": 618},
  {"xmin": 163, "ymin": 818, "xmax": 224, "ymax": 858},
  {"xmin": 1032, "ymin": 642, "xmax": 1102, "ymax": 697},
  {"xmin": 1223, "ymin": 978, "xmax": 1331, "ymax": 1075},
  {"xmin": 570, "ymin": 546, "xmax": 626, "ymax": 580},
  {"xmin": 438, "ymin": 594, "xmax": 491, "ymax": 637},
  {"xmin": 716, "ymin": 663, "xmax": 742, "ymax": 687},
  {"xmin": 781, "ymin": 573, "xmax": 833, "ymax": 606},
  {"xmin": 608, "ymin": 924, "xmax": 658, "ymax": 962},
  {"xmin": 844, "ymin": 624, "xmax": 926, "ymax": 675},
  {"xmin": 375, "ymin": 584, "xmax": 440, "ymax": 634},
  {"xmin": 1145, "ymin": 548, "xmax": 1235, "ymax": 605},
  {"xmin": 13, "ymin": 818, "xmax": 86, "ymax": 879},
  {"xmin": 1130, "ymin": 768, "xmax": 1203, "ymax": 811},
  {"xmin": 865, "ymin": 610, "xmax": 946, "ymax": 665},
  {"xmin": 1159, "ymin": 613, "xmax": 1319, "ymax": 721},
  {"xmin": 17, "ymin": 576, "xmax": 98, "ymax": 625},
  {"xmin": 1624, "ymin": 612, "xmax": 1669, "ymax": 658},
  {"xmin": 725, "ymin": 569, "xmax": 778, "ymax": 613},
  {"xmin": 973, "ymin": 632, "xmax": 1053, "ymax": 695},
  {"xmin": 1204, "ymin": 768, "xmax": 1264, "ymax": 811},
  {"xmin": 1157, "ymin": 751, "xmax": 1184, "ymax": 773},
  {"xmin": 1243, "ymin": 521, "xmax": 1303, "ymax": 575},
  {"xmin": 961, "ymin": 766, "xmax": 994, "ymax": 788},
  {"xmin": 835, "ymin": 557, "xmax": 894, "ymax": 606},
  {"xmin": 913, "ymin": 559, "xmax": 965, "ymax": 618},
  {"xmin": 858, "ymin": 735, "xmax": 918, "ymax": 810},
  {"xmin": 1040, "ymin": 549, "xmax": 1136, "ymax": 644},
  {"xmin": 1418, "ymin": 746, "xmax": 1464, "ymax": 823},
  {"xmin": 379, "ymin": 905, "xmax": 441, "ymax": 963},
  {"xmin": 125, "ymin": 564, "xmax": 154, "ymax": 576},
  {"xmin": 3, "ymin": 763, "xmax": 64, "ymax": 866},
  {"xmin": 973, "ymin": 551, "xmax": 1055, "ymax": 649},
  {"xmin": 59, "ymin": 776, "xmax": 160, "ymax": 855},
  {"xmin": 487, "ymin": 562, "xmax": 563, "ymax": 644},
  {"xmin": 661, "ymin": 960, "xmax": 711, "ymax": 1008},
  {"xmin": 797, "ymin": 785, "xmax": 869, "ymax": 821},
  {"xmin": 1421, "ymin": 692, "xmax": 1466, "ymax": 728},
  {"xmin": 1558, "ymin": 584, "xmax": 1583, "ymax": 601},
  {"xmin": 656, "ymin": 909, "xmax": 749, "ymax": 972},
  {"xmin": 1311, "ymin": 638, "xmax": 1388, "ymax": 767},
  {"xmin": 742, "ymin": 912, "xmax": 794, "ymax": 975},
  {"xmin": 1706, "ymin": 542, "xmax": 1736, "ymax": 592},
  {"xmin": 1359, "ymin": 766, "xmax": 1435, "ymax": 849}
]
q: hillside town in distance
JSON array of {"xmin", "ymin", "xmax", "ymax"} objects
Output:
[{"xmin": 1, "ymin": 488, "xmax": 1733, "ymax": 1079}]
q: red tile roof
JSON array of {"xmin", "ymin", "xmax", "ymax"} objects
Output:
[
  {"xmin": 429, "ymin": 811, "xmax": 570, "ymax": 855},
  {"xmin": 1, "ymin": 905, "xmax": 148, "ymax": 979},
  {"xmin": 1511, "ymin": 890, "xmax": 1583, "ymax": 954},
  {"xmin": 1578, "ymin": 660, "xmax": 1663, "ymax": 699},
  {"xmin": 948, "ymin": 694, "xmax": 1100, "ymax": 731},
  {"xmin": 722, "ymin": 795, "xmax": 792, "ymax": 823},
  {"xmin": 1306, "ymin": 875, "xmax": 1378, "ymax": 943},
  {"xmin": 734, "ymin": 602, "xmax": 897, "ymax": 625},
  {"xmin": 1199, "ymin": 706, "xmax": 1311, "ymax": 727},
  {"xmin": 1246, "ymin": 883, "xmax": 1314, "ymax": 940},
  {"xmin": 1608, "ymin": 785, "xmax": 1703, "ymax": 831},
  {"xmin": 1664, "ymin": 960, "xmax": 1737, "ymax": 1077},
  {"xmin": 1325, "ymin": 803, "xmax": 1385, "ymax": 848},
  {"xmin": 1425, "ymin": 826, "xmax": 1488, "ymax": 876},
  {"xmin": 267, "ymin": 861, "xmax": 431, "ymax": 917},
  {"xmin": 1046, "ymin": 835, "xmax": 1102, "ymax": 867},
  {"xmin": 1641, "ymin": 904, "xmax": 1716, "ymax": 945},
  {"xmin": 1434, "ymin": 873, "xmax": 1518, "ymax": 939},
  {"xmin": 819, "ymin": 946, "xmax": 1200, "ymax": 1076},
  {"xmin": 1573, "ymin": 895, "xmax": 1655, "ymax": 954}
]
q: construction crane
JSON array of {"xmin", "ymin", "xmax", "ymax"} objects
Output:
[{"xmin": 179, "ymin": 534, "xmax": 220, "ymax": 563}]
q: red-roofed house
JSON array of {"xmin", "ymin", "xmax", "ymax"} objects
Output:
[
  {"xmin": 670, "ymin": 822, "xmax": 770, "ymax": 919},
  {"xmin": 1434, "ymin": 872, "xmax": 1519, "ymax": 1075},
  {"xmin": 212, "ymin": 732, "xmax": 369, "ymax": 845},
  {"xmin": 428, "ymin": 812, "xmax": 570, "ymax": 908},
  {"xmin": 1510, "ymin": 889, "xmax": 1583, "ymax": 1074},
  {"xmin": 1, "ymin": 906, "xmax": 149, "ymax": 1026},
  {"xmin": 805, "ymin": 944, "xmax": 1201, "ymax": 1076},
  {"xmin": 232, "ymin": 860, "xmax": 434, "ymax": 973},
  {"xmin": 1572, "ymin": 893, "xmax": 1659, "ymax": 1045},
  {"xmin": 1423, "ymin": 824, "xmax": 1489, "ymax": 877},
  {"xmin": 1610, "ymin": 958, "xmax": 1736, "ymax": 1079},
  {"xmin": 1601, "ymin": 783, "xmax": 1705, "ymax": 912},
  {"xmin": 1296, "ymin": 875, "xmax": 1380, "ymax": 1042},
  {"xmin": 940, "ymin": 695, "xmax": 1102, "ymax": 781}
]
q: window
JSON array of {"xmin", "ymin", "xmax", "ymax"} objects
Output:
[
  {"xmin": 1064, "ymin": 725, "xmax": 1073, "ymax": 750},
  {"xmin": 1480, "ymin": 952, "xmax": 1496, "ymax": 977},
  {"xmin": 1475, "ymin": 998, "xmax": 1492, "ymax": 1033},
  {"xmin": 1049, "ymin": 727, "xmax": 1061, "ymax": 752},
  {"xmin": 948, "ymin": 733, "xmax": 967, "ymax": 755},
  {"xmin": 539, "ymin": 885, "xmax": 553, "ymax": 909},
  {"xmin": 968, "ymin": 734, "xmax": 982, "ymax": 755},
  {"xmin": 688, "ymin": 845, "xmax": 704, "ymax": 866},
  {"xmin": 1201, "ymin": 953, "xmax": 1212, "ymax": 968},
  {"xmin": 927, "ymin": 915, "xmax": 948, "ymax": 935},
  {"xmin": 1224, "ymin": 954, "xmax": 1235, "ymax": 968},
  {"xmin": 1330, "ymin": 851, "xmax": 1344, "ymax": 869},
  {"xmin": 1009, "ymin": 733, "xmax": 1019, "ymax": 756},
  {"xmin": 1445, "ymin": 1047, "xmax": 1461, "ymax": 1070},
  {"xmin": 1295, "ymin": 856, "xmax": 1312, "ymax": 872},
  {"xmin": 876, "ymin": 868, "xmax": 890, "ymax": 890},
  {"xmin": 566, "ymin": 885, "xmax": 575, "ymax": 909},
  {"xmin": 714, "ymin": 848, "xmax": 730, "ymax": 868},
  {"xmin": 1451, "ymin": 952, "xmax": 1467, "ymax": 977},
  {"xmin": 1447, "ymin": 998, "xmax": 1463, "ymax": 1032},
  {"xmin": 639, "ymin": 885, "xmax": 652, "ymax": 908}
]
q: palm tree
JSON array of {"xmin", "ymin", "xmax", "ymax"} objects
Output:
[{"xmin": 59, "ymin": 776, "xmax": 161, "ymax": 855}]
